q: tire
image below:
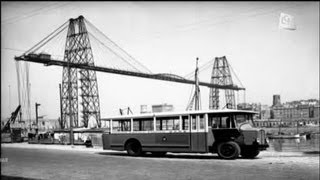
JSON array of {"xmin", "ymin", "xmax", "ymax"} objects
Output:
[
  {"xmin": 241, "ymin": 149, "xmax": 260, "ymax": 159},
  {"xmin": 217, "ymin": 141, "xmax": 241, "ymax": 159},
  {"xmin": 126, "ymin": 141, "xmax": 142, "ymax": 156},
  {"xmin": 151, "ymin": 152, "xmax": 167, "ymax": 157}
]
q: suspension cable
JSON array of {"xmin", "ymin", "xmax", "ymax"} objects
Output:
[
  {"xmin": 24, "ymin": 20, "xmax": 69, "ymax": 55},
  {"xmin": 85, "ymin": 18, "xmax": 152, "ymax": 73},
  {"xmin": 228, "ymin": 63, "xmax": 244, "ymax": 88},
  {"xmin": 88, "ymin": 32, "xmax": 141, "ymax": 72},
  {"xmin": 184, "ymin": 58, "xmax": 214, "ymax": 79}
]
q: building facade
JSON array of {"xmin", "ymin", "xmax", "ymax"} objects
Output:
[
  {"xmin": 152, "ymin": 104, "xmax": 174, "ymax": 113},
  {"xmin": 273, "ymin": 95, "xmax": 281, "ymax": 106},
  {"xmin": 238, "ymin": 96, "xmax": 319, "ymax": 128},
  {"xmin": 256, "ymin": 97, "xmax": 320, "ymax": 128}
]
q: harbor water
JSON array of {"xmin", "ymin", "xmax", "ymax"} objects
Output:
[{"xmin": 268, "ymin": 134, "xmax": 320, "ymax": 153}]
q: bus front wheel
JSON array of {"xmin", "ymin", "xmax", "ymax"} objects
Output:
[
  {"xmin": 241, "ymin": 148, "xmax": 260, "ymax": 158},
  {"xmin": 126, "ymin": 141, "xmax": 142, "ymax": 156},
  {"xmin": 217, "ymin": 141, "xmax": 241, "ymax": 159}
]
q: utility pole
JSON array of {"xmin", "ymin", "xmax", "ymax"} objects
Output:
[
  {"xmin": 59, "ymin": 84, "xmax": 63, "ymax": 129},
  {"xmin": 35, "ymin": 103, "xmax": 40, "ymax": 134},
  {"xmin": 194, "ymin": 57, "xmax": 200, "ymax": 111},
  {"xmin": 186, "ymin": 57, "xmax": 201, "ymax": 111},
  {"xmin": 9, "ymin": 85, "xmax": 11, "ymax": 118},
  {"xmin": 67, "ymin": 48, "xmax": 74, "ymax": 146}
]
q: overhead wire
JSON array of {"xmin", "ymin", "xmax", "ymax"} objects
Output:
[
  {"xmin": 2, "ymin": 23, "xmax": 68, "ymax": 58},
  {"xmin": 132, "ymin": 2, "xmax": 303, "ymax": 42},
  {"xmin": 176, "ymin": 3, "xmax": 279, "ymax": 30},
  {"xmin": 2, "ymin": 47, "xmax": 65, "ymax": 59},
  {"xmin": 24, "ymin": 21, "xmax": 69, "ymax": 55},
  {"xmin": 187, "ymin": 2, "xmax": 305, "ymax": 36},
  {"xmin": 2, "ymin": 2, "xmax": 71, "ymax": 25},
  {"xmin": 1, "ymin": 48, "xmax": 26, "ymax": 52},
  {"xmin": 180, "ymin": 2, "xmax": 301, "ymax": 31},
  {"xmin": 1, "ymin": 2, "xmax": 61, "ymax": 23}
]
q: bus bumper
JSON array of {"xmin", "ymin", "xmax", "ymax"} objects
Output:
[{"xmin": 254, "ymin": 141, "xmax": 269, "ymax": 151}]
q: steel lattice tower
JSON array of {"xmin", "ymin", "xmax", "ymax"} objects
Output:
[
  {"xmin": 209, "ymin": 56, "xmax": 235, "ymax": 109},
  {"xmin": 61, "ymin": 16, "xmax": 101, "ymax": 128}
]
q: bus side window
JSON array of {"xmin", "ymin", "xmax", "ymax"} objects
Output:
[
  {"xmin": 112, "ymin": 121, "xmax": 120, "ymax": 132},
  {"xmin": 164, "ymin": 119, "xmax": 173, "ymax": 130},
  {"xmin": 133, "ymin": 120, "xmax": 140, "ymax": 131},
  {"xmin": 230, "ymin": 116, "xmax": 236, "ymax": 128},
  {"xmin": 220, "ymin": 117, "xmax": 228, "ymax": 128},
  {"xmin": 142, "ymin": 118, "xmax": 153, "ymax": 131},
  {"xmin": 182, "ymin": 116, "xmax": 189, "ymax": 130},
  {"xmin": 156, "ymin": 116, "xmax": 179, "ymax": 131},
  {"xmin": 208, "ymin": 115, "xmax": 219, "ymax": 129},
  {"xmin": 117, "ymin": 120, "xmax": 130, "ymax": 131},
  {"xmin": 226, "ymin": 116, "xmax": 236, "ymax": 128},
  {"xmin": 173, "ymin": 118, "xmax": 180, "ymax": 130},
  {"xmin": 156, "ymin": 119, "xmax": 162, "ymax": 130},
  {"xmin": 133, "ymin": 118, "xmax": 153, "ymax": 131},
  {"xmin": 199, "ymin": 115, "xmax": 205, "ymax": 129},
  {"xmin": 191, "ymin": 115, "xmax": 197, "ymax": 130},
  {"xmin": 220, "ymin": 116, "xmax": 235, "ymax": 128}
]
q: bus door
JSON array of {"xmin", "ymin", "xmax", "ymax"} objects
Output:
[
  {"xmin": 211, "ymin": 114, "xmax": 240, "ymax": 142},
  {"xmin": 190, "ymin": 114, "xmax": 206, "ymax": 152}
]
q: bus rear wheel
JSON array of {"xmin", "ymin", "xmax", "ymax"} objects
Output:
[
  {"xmin": 217, "ymin": 141, "xmax": 241, "ymax": 159},
  {"xmin": 126, "ymin": 141, "xmax": 142, "ymax": 156}
]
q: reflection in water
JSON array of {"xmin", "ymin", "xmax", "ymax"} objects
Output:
[{"xmin": 269, "ymin": 135, "xmax": 320, "ymax": 152}]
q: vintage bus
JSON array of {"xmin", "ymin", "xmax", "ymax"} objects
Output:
[{"xmin": 101, "ymin": 109, "xmax": 269, "ymax": 159}]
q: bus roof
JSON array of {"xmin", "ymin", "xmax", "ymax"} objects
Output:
[{"xmin": 101, "ymin": 109, "xmax": 257, "ymax": 121}]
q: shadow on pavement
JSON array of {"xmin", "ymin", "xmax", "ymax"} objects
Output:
[
  {"xmin": 303, "ymin": 151, "xmax": 320, "ymax": 155},
  {"xmin": 1, "ymin": 175, "xmax": 42, "ymax": 180},
  {"xmin": 96, "ymin": 152, "xmax": 227, "ymax": 160}
]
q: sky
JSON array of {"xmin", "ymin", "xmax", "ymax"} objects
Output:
[{"xmin": 1, "ymin": 1, "xmax": 319, "ymax": 121}]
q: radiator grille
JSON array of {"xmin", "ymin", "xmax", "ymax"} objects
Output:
[{"xmin": 259, "ymin": 129, "xmax": 266, "ymax": 144}]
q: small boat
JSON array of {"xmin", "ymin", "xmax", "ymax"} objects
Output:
[
  {"xmin": 268, "ymin": 120, "xmax": 302, "ymax": 139},
  {"xmin": 268, "ymin": 134, "xmax": 300, "ymax": 139}
]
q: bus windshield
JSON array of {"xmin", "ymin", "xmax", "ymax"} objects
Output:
[{"xmin": 235, "ymin": 114, "xmax": 255, "ymax": 130}]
